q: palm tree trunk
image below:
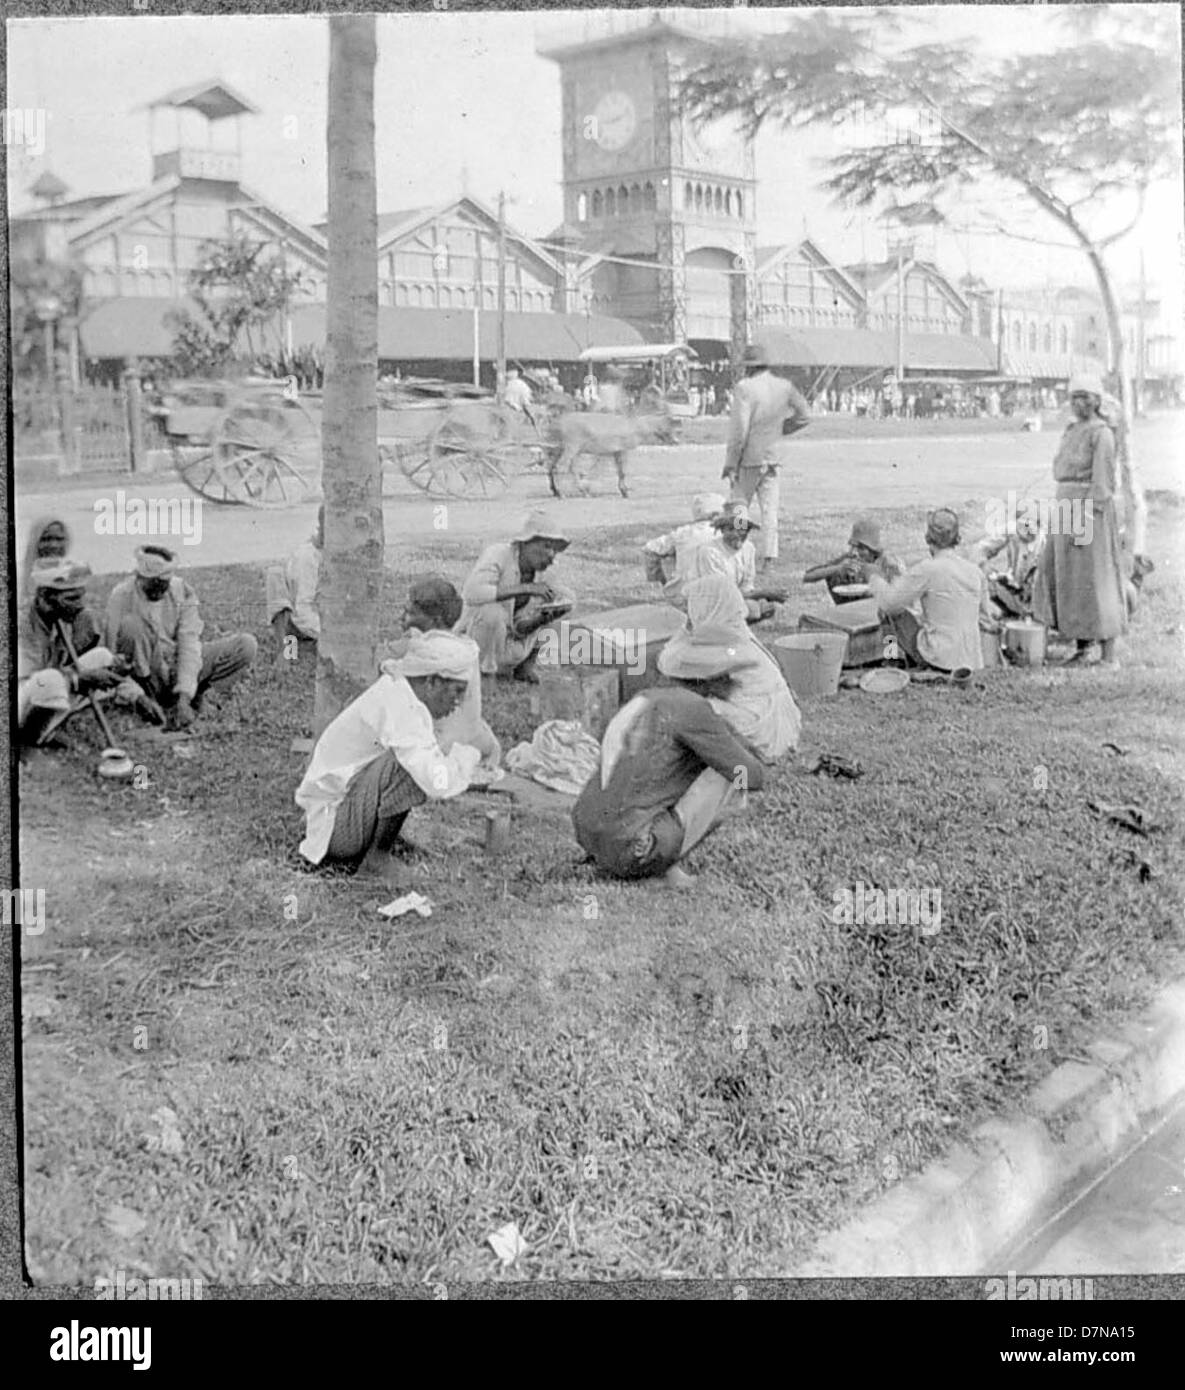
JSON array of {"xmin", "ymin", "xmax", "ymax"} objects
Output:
[{"xmin": 315, "ymin": 14, "xmax": 382, "ymax": 732}]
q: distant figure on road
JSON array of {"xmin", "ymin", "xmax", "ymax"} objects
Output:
[
  {"xmin": 502, "ymin": 367, "xmax": 535, "ymax": 425},
  {"xmin": 722, "ymin": 344, "xmax": 811, "ymax": 571},
  {"xmin": 594, "ymin": 365, "xmax": 627, "ymax": 415}
]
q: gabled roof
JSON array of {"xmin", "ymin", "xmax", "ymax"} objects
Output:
[
  {"xmin": 143, "ymin": 79, "xmax": 259, "ymax": 120},
  {"xmin": 847, "ymin": 258, "xmax": 969, "ymax": 313},
  {"xmin": 371, "ymin": 196, "xmax": 562, "ymax": 278},
  {"xmin": 12, "ymin": 192, "xmax": 131, "ymax": 224},
  {"xmin": 756, "ymin": 240, "xmax": 865, "ymax": 305}
]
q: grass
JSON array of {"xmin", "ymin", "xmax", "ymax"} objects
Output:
[{"xmin": 19, "ymin": 495, "xmax": 1185, "ymax": 1285}]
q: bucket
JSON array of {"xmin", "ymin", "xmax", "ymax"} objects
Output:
[
  {"xmin": 772, "ymin": 632, "xmax": 849, "ymax": 698},
  {"xmin": 1001, "ymin": 619, "xmax": 1046, "ymax": 667},
  {"xmin": 981, "ymin": 629, "xmax": 1001, "ymax": 667}
]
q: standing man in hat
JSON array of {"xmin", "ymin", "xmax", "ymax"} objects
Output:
[
  {"xmin": 572, "ymin": 638, "xmax": 766, "ymax": 890},
  {"xmin": 296, "ymin": 630, "xmax": 482, "ymax": 879},
  {"xmin": 1032, "ymin": 373, "xmax": 1127, "ymax": 666},
  {"xmin": 458, "ymin": 509, "xmax": 574, "ymax": 682},
  {"xmin": 870, "ymin": 508, "xmax": 994, "ymax": 673},
  {"xmin": 17, "ymin": 559, "xmax": 123, "ymax": 748},
  {"xmin": 722, "ymin": 344, "xmax": 812, "ymax": 572},
  {"xmin": 105, "ymin": 545, "xmax": 258, "ymax": 729}
]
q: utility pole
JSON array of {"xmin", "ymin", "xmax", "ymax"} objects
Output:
[
  {"xmin": 895, "ymin": 245, "xmax": 906, "ymax": 385},
  {"xmin": 1137, "ymin": 248, "xmax": 1147, "ymax": 416},
  {"xmin": 496, "ymin": 189, "xmax": 507, "ymax": 401}
]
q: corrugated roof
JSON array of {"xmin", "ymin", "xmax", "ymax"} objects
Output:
[
  {"xmin": 77, "ymin": 297, "xmax": 644, "ymax": 362},
  {"xmin": 754, "ymin": 325, "xmax": 997, "ymax": 372}
]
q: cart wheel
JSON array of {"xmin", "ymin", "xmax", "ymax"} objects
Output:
[
  {"xmin": 427, "ymin": 410, "xmax": 512, "ymax": 499},
  {"xmin": 395, "ymin": 440, "xmax": 452, "ymax": 498},
  {"xmin": 170, "ymin": 435, "xmax": 248, "ymax": 506},
  {"xmin": 213, "ymin": 400, "xmax": 320, "ymax": 508}
]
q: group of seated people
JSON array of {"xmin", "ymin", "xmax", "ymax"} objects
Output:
[{"xmin": 18, "ymin": 517, "xmax": 258, "ymax": 748}]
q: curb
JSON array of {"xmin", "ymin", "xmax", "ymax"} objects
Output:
[{"xmin": 794, "ymin": 979, "xmax": 1185, "ymax": 1277}]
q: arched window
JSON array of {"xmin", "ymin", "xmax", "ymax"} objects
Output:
[
  {"xmin": 1028, "ymin": 322, "xmax": 1037, "ymax": 351},
  {"xmin": 1043, "ymin": 324, "xmax": 1052, "ymax": 352},
  {"xmin": 694, "ymin": 184, "xmax": 704, "ymax": 212},
  {"xmin": 1013, "ymin": 320, "xmax": 1022, "ymax": 347},
  {"xmin": 483, "ymin": 287, "xmax": 496, "ymax": 309},
  {"xmin": 630, "ymin": 183, "xmax": 641, "ymax": 213},
  {"xmin": 735, "ymin": 191, "xmax": 744, "ymax": 219},
  {"xmin": 714, "ymin": 187, "xmax": 723, "ymax": 213},
  {"xmin": 576, "ymin": 192, "xmax": 588, "ymax": 221},
  {"xmin": 684, "ymin": 182, "xmax": 693, "ymax": 210},
  {"xmin": 1059, "ymin": 324, "xmax": 1069, "ymax": 354},
  {"xmin": 617, "ymin": 185, "xmax": 628, "ymax": 214},
  {"xmin": 592, "ymin": 189, "xmax": 603, "ymax": 218},
  {"xmin": 605, "ymin": 187, "xmax": 616, "ymax": 216},
  {"xmin": 395, "ymin": 283, "xmax": 409, "ymax": 306},
  {"xmin": 507, "ymin": 290, "xmax": 519, "ymax": 311},
  {"xmin": 725, "ymin": 189, "xmax": 733, "ymax": 216},
  {"xmin": 645, "ymin": 182, "xmax": 656, "ymax": 210},
  {"xmin": 439, "ymin": 286, "xmax": 452, "ymax": 308}
]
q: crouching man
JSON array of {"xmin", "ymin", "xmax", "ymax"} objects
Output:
[
  {"xmin": 17, "ymin": 559, "xmax": 123, "ymax": 748},
  {"xmin": 572, "ymin": 640, "xmax": 766, "ymax": 890},
  {"xmin": 458, "ymin": 509, "xmax": 573, "ymax": 682},
  {"xmin": 296, "ymin": 630, "xmax": 482, "ymax": 879},
  {"xmin": 106, "ymin": 545, "xmax": 257, "ymax": 729}
]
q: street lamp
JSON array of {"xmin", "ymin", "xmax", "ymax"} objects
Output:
[{"xmin": 33, "ymin": 292, "xmax": 64, "ymax": 379}]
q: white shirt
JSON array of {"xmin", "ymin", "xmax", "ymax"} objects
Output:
[
  {"xmin": 503, "ymin": 378, "xmax": 533, "ymax": 412},
  {"xmin": 874, "ymin": 550, "xmax": 992, "ymax": 673},
  {"xmin": 296, "ymin": 672, "xmax": 480, "ymax": 863},
  {"xmin": 286, "ymin": 540, "xmax": 321, "ymax": 638},
  {"xmin": 686, "ymin": 536, "xmax": 758, "ymax": 595},
  {"xmin": 645, "ymin": 520, "xmax": 716, "ymax": 596}
]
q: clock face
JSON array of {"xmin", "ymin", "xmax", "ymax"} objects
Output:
[{"xmin": 593, "ymin": 90, "xmax": 637, "ymax": 153}]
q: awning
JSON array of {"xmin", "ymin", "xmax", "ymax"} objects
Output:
[
  {"xmin": 754, "ymin": 325, "xmax": 997, "ymax": 373},
  {"xmin": 78, "ymin": 297, "xmax": 201, "ymax": 360},
  {"xmin": 1002, "ymin": 352, "xmax": 1104, "ymax": 381},
  {"xmin": 579, "ymin": 343, "xmax": 696, "ymax": 363},
  {"xmin": 77, "ymin": 297, "xmax": 645, "ymax": 363},
  {"xmin": 290, "ymin": 305, "xmax": 644, "ymax": 362}
]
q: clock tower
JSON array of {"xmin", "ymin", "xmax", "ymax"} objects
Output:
[{"xmin": 539, "ymin": 14, "xmax": 757, "ymax": 352}]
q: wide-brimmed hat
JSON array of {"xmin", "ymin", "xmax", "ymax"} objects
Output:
[
  {"xmin": 658, "ymin": 632, "xmax": 758, "ymax": 681},
  {"xmin": 1068, "ymin": 372, "xmax": 1104, "ymax": 400},
  {"xmin": 512, "ymin": 508, "xmax": 570, "ymax": 548},
  {"xmin": 30, "ymin": 557, "xmax": 92, "ymax": 593},
  {"xmin": 712, "ymin": 500, "xmax": 760, "ymax": 535},
  {"xmin": 925, "ymin": 507, "xmax": 961, "ymax": 549},
  {"xmin": 691, "ymin": 492, "xmax": 727, "ymax": 522},
  {"xmin": 848, "ymin": 517, "xmax": 883, "ymax": 552}
]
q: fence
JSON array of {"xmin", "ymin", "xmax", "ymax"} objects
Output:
[{"xmin": 12, "ymin": 375, "xmax": 166, "ymax": 475}]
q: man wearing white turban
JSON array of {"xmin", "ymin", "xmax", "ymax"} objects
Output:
[
  {"xmin": 106, "ymin": 545, "xmax": 257, "ymax": 728},
  {"xmin": 296, "ymin": 629, "xmax": 483, "ymax": 876}
]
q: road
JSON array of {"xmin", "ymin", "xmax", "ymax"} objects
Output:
[
  {"xmin": 17, "ymin": 414, "xmax": 1185, "ymax": 576},
  {"xmin": 1005, "ymin": 1096, "xmax": 1185, "ymax": 1275}
]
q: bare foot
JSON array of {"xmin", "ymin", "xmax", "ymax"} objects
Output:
[
  {"xmin": 356, "ymin": 849, "xmax": 404, "ymax": 884},
  {"xmin": 662, "ymin": 863, "xmax": 697, "ymax": 890}
]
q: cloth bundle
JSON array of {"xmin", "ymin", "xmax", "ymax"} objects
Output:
[{"xmin": 505, "ymin": 719, "xmax": 601, "ymax": 797}]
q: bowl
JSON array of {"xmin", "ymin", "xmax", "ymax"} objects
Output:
[{"xmin": 859, "ymin": 667, "xmax": 910, "ymax": 694}]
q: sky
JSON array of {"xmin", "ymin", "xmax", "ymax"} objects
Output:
[{"xmin": 6, "ymin": 4, "xmax": 1183, "ymax": 305}]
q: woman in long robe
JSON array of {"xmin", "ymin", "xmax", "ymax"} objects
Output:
[{"xmin": 1032, "ymin": 374, "xmax": 1127, "ymax": 667}]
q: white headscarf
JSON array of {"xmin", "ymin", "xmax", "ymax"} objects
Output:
[{"xmin": 380, "ymin": 630, "xmax": 478, "ymax": 681}]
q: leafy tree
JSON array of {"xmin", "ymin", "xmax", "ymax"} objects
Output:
[
  {"xmin": 681, "ymin": 4, "xmax": 1182, "ymax": 556},
  {"xmin": 10, "ymin": 253, "xmax": 85, "ymax": 380},
  {"xmin": 166, "ymin": 234, "xmax": 309, "ymax": 378},
  {"xmin": 316, "ymin": 13, "xmax": 383, "ymax": 730}
]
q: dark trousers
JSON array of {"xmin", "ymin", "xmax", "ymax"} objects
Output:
[{"xmin": 324, "ymin": 752, "xmax": 428, "ymax": 868}]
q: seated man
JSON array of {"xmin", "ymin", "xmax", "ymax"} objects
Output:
[
  {"xmin": 20, "ymin": 516, "xmax": 72, "ymax": 603},
  {"xmin": 296, "ymin": 630, "xmax": 482, "ymax": 879},
  {"xmin": 643, "ymin": 492, "xmax": 725, "ymax": 596},
  {"xmin": 458, "ymin": 509, "xmax": 573, "ymax": 682},
  {"xmin": 804, "ymin": 517, "xmax": 905, "ymax": 597},
  {"xmin": 266, "ymin": 505, "xmax": 323, "ymax": 657},
  {"xmin": 17, "ymin": 559, "xmax": 123, "ymax": 748},
  {"xmin": 684, "ymin": 502, "xmax": 788, "ymax": 622},
  {"xmin": 106, "ymin": 545, "xmax": 258, "ymax": 730},
  {"xmin": 572, "ymin": 639, "xmax": 766, "ymax": 891},
  {"xmin": 385, "ymin": 575, "xmax": 501, "ymax": 777},
  {"xmin": 870, "ymin": 508, "xmax": 995, "ymax": 673},
  {"xmin": 973, "ymin": 512, "xmax": 1045, "ymax": 620}
]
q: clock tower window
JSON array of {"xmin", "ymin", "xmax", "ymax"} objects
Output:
[
  {"xmin": 592, "ymin": 189, "xmax": 603, "ymax": 218},
  {"xmin": 605, "ymin": 188, "xmax": 616, "ymax": 217}
]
